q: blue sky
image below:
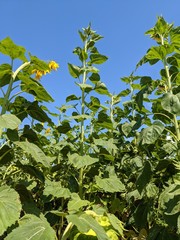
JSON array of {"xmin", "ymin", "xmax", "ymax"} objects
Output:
[{"xmin": 0, "ymin": 0, "xmax": 180, "ymax": 113}]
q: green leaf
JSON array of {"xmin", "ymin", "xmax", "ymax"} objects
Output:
[
  {"xmin": 89, "ymin": 73, "xmax": 100, "ymax": 83},
  {"xmin": 57, "ymin": 121, "xmax": 71, "ymax": 134},
  {"xmin": 136, "ymin": 161, "xmax": 152, "ymax": 194},
  {"xmin": 68, "ymin": 63, "xmax": 81, "ymax": 78},
  {"xmin": 43, "ymin": 179, "xmax": 71, "ymax": 199},
  {"xmin": 94, "ymin": 82, "xmax": 110, "ymax": 96},
  {"xmin": 107, "ymin": 213, "xmax": 124, "ymax": 237},
  {"xmin": 66, "ymin": 94, "xmax": 81, "ymax": 102},
  {"xmin": 0, "ymin": 114, "xmax": 21, "ymax": 130},
  {"xmin": 93, "ymin": 138, "xmax": 118, "ymax": 154},
  {"xmin": 88, "ymin": 96, "xmax": 100, "ymax": 112},
  {"xmin": 90, "ymin": 54, "xmax": 108, "ymax": 64},
  {"xmin": 15, "ymin": 141, "xmax": 51, "ymax": 168},
  {"xmin": 27, "ymin": 101, "xmax": 52, "ymax": 123},
  {"xmin": 67, "ymin": 214, "xmax": 109, "ymax": 240},
  {"xmin": 19, "ymin": 73, "xmax": 54, "ymax": 102},
  {"xmin": 95, "ymin": 176, "xmax": 125, "ymax": 193},
  {"xmin": 68, "ymin": 193, "xmax": 90, "ymax": 213},
  {"xmin": 77, "ymin": 83, "xmax": 93, "ymax": 93},
  {"xmin": 0, "ymin": 64, "xmax": 12, "ymax": 88},
  {"xmin": 118, "ymin": 89, "xmax": 131, "ymax": 97},
  {"xmin": 68, "ymin": 153, "xmax": 98, "ymax": 169},
  {"xmin": 0, "ymin": 145, "xmax": 14, "ymax": 165},
  {"xmin": 121, "ymin": 121, "xmax": 136, "ymax": 137},
  {"xmin": 139, "ymin": 121, "xmax": 165, "ymax": 145},
  {"xmin": 5, "ymin": 214, "xmax": 57, "ymax": 240},
  {"xmin": 30, "ymin": 55, "xmax": 49, "ymax": 71},
  {"xmin": 146, "ymin": 45, "xmax": 174, "ymax": 61},
  {"xmin": 0, "ymin": 186, "xmax": 22, "ymax": 236},
  {"xmin": 0, "ymin": 37, "xmax": 27, "ymax": 61},
  {"xmin": 66, "ymin": 214, "xmax": 89, "ymax": 233},
  {"xmin": 161, "ymin": 93, "xmax": 180, "ymax": 115}
]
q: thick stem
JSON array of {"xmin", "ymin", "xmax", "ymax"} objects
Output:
[
  {"xmin": 1, "ymin": 61, "xmax": 30, "ymax": 115},
  {"xmin": 79, "ymin": 40, "xmax": 88, "ymax": 198}
]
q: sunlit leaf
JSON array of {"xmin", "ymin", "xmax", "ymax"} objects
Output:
[
  {"xmin": 43, "ymin": 179, "xmax": 71, "ymax": 199},
  {"xmin": 0, "ymin": 186, "xmax": 21, "ymax": 236},
  {"xmin": 15, "ymin": 141, "xmax": 51, "ymax": 168},
  {"xmin": 0, "ymin": 114, "xmax": 21, "ymax": 130},
  {"xmin": 5, "ymin": 214, "xmax": 57, "ymax": 240},
  {"xmin": 95, "ymin": 176, "xmax": 125, "ymax": 193},
  {"xmin": 68, "ymin": 153, "xmax": 98, "ymax": 169}
]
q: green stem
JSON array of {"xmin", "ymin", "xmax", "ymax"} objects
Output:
[
  {"xmin": 1, "ymin": 61, "xmax": 30, "ymax": 115},
  {"xmin": 160, "ymin": 35, "xmax": 180, "ymax": 141},
  {"xmin": 79, "ymin": 40, "xmax": 88, "ymax": 199}
]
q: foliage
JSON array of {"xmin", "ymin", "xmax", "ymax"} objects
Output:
[{"xmin": 0, "ymin": 16, "xmax": 180, "ymax": 239}]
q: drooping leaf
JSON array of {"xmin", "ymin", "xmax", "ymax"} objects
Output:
[
  {"xmin": 107, "ymin": 213, "xmax": 125, "ymax": 237},
  {"xmin": 0, "ymin": 64, "xmax": 12, "ymax": 87},
  {"xmin": 136, "ymin": 161, "xmax": 152, "ymax": 194},
  {"xmin": 18, "ymin": 73, "xmax": 54, "ymax": 102},
  {"xmin": 26, "ymin": 101, "xmax": 52, "ymax": 123},
  {"xmin": 68, "ymin": 63, "xmax": 81, "ymax": 78},
  {"xmin": 5, "ymin": 214, "xmax": 57, "ymax": 240},
  {"xmin": 0, "ymin": 186, "xmax": 22, "ymax": 237},
  {"xmin": 15, "ymin": 141, "xmax": 51, "ymax": 168}
]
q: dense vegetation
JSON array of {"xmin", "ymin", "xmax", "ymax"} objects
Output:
[{"xmin": 0, "ymin": 16, "xmax": 179, "ymax": 240}]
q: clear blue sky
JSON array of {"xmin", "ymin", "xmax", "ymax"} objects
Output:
[{"xmin": 0, "ymin": 0, "xmax": 180, "ymax": 112}]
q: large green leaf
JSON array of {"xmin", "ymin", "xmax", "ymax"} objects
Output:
[
  {"xmin": 146, "ymin": 45, "xmax": 174, "ymax": 61},
  {"xmin": 18, "ymin": 73, "xmax": 54, "ymax": 102},
  {"xmin": 0, "ymin": 114, "xmax": 21, "ymax": 130},
  {"xmin": 139, "ymin": 121, "xmax": 164, "ymax": 145},
  {"xmin": 121, "ymin": 121, "xmax": 136, "ymax": 137},
  {"xmin": 161, "ymin": 93, "xmax": 180, "ymax": 115},
  {"xmin": 5, "ymin": 214, "xmax": 57, "ymax": 240},
  {"xmin": 136, "ymin": 161, "xmax": 152, "ymax": 194},
  {"xmin": 43, "ymin": 179, "xmax": 71, "ymax": 199},
  {"xmin": 0, "ymin": 186, "xmax": 22, "ymax": 237},
  {"xmin": 68, "ymin": 153, "xmax": 98, "ymax": 169},
  {"xmin": 68, "ymin": 193, "xmax": 90, "ymax": 213},
  {"xmin": 0, "ymin": 37, "xmax": 27, "ymax": 61},
  {"xmin": 95, "ymin": 176, "xmax": 125, "ymax": 193},
  {"xmin": 107, "ymin": 213, "xmax": 124, "ymax": 237},
  {"xmin": 15, "ymin": 141, "xmax": 51, "ymax": 168},
  {"xmin": 26, "ymin": 101, "xmax": 52, "ymax": 123},
  {"xmin": 67, "ymin": 213, "xmax": 109, "ymax": 240}
]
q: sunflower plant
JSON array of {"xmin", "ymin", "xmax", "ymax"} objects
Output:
[{"xmin": 0, "ymin": 16, "xmax": 180, "ymax": 240}]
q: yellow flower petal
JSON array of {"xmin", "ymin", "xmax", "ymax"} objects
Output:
[{"xmin": 49, "ymin": 61, "xmax": 59, "ymax": 70}]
